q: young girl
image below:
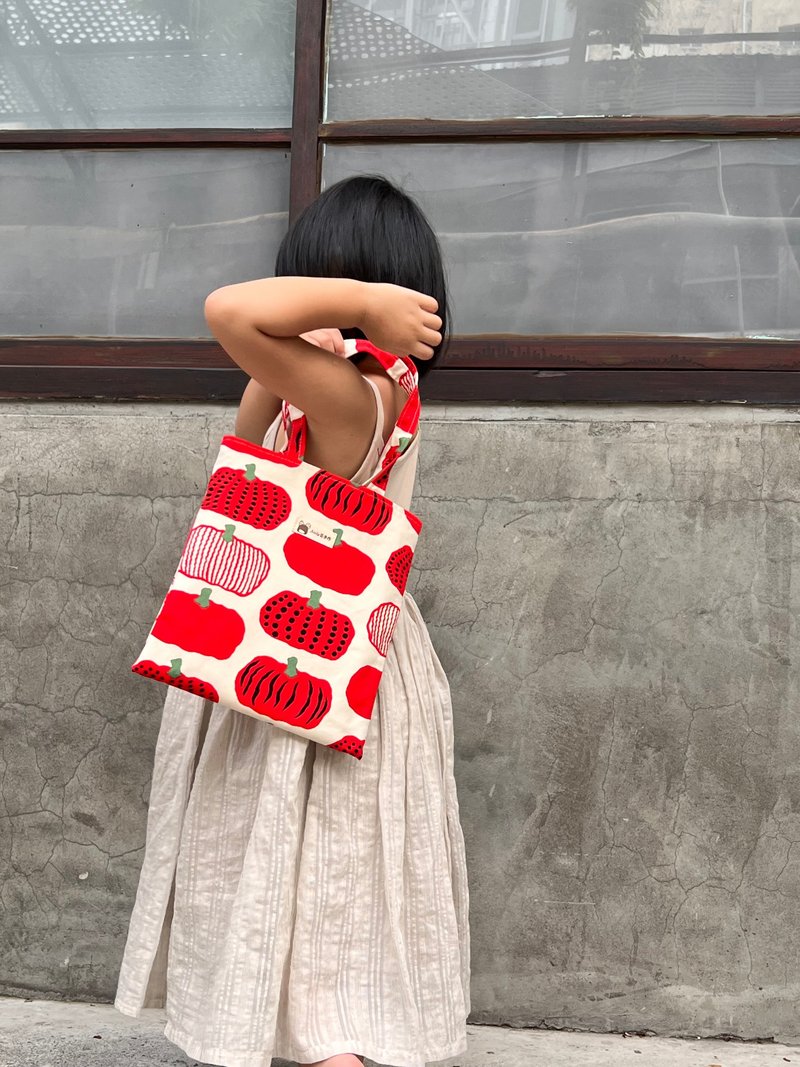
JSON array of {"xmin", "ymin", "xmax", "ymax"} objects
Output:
[{"xmin": 114, "ymin": 176, "xmax": 471, "ymax": 1067}]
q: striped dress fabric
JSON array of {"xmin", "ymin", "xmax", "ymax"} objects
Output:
[{"xmin": 114, "ymin": 376, "xmax": 471, "ymax": 1067}]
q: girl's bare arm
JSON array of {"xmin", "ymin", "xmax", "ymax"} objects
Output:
[
  {"xmin": 205, "ymin": 277, "xmax": 440, "ymax": 478},
  {"xmin": 234, "ymin": 379, "xmax": 282, "ymax": 445},
  {"xmin": 233, "ymin": 330, "xmax": 346, "ymax": 446}
]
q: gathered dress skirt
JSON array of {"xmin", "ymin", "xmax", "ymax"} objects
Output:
[{"xmin": 115, "ymin": 390, "xmax": 471, "ymax": 1067}]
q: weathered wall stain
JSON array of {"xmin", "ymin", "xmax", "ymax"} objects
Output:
[{"xmin": 2, "ymin": 402, "xmax": 800, "ymax": 1043}]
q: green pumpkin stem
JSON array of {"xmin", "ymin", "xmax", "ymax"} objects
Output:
[
  {"xmin": 333, "ymin": 528, "xmax": 344, "ymax": 548},
  {"xmin": 307, "ymin": 590, "xmax": 322, "ymax": 610},
  {"xmin": 168, "ymin": 658, "xmax": 183, "ymax": 679},
  {"xmin": 285, "ymin": 657, "xmax": 299, "ymax": 678},
  {"xmin": 398, "ymin": 435, "xmax": 412, "ymax": 453},
  {"xmin": 222, "ymin": 524, "xmax": 235, "ymax": 543},
  {"xmin": 195, "ymin": 587, "xmax": 212, "ymax": 609},
  {"xmin": 244, "ymin": 463, "xmax": 256, "ymax": 482}
]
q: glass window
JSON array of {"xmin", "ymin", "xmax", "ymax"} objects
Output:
[
  {"xmin": 326, "ymin": 0, "xmax": 800, "ymax": 120},
  {"xmin": 0, "ymin": 0, "xmax": 296, "ymax": 129},
  {"xmin": 324, "ymin": 141, "xmax": 800, "ymax": 337},
  {"xmin": 514, "ymin": 1, "xmax": 546, "ymax": 41},
  {"xmin": 1, "ymin": 150, "xmax": 290, "ymax": 335}
]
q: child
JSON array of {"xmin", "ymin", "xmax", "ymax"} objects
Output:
[{"xmin": 114, "ymin": 176, "xmax": 471, "ymax": 1067}]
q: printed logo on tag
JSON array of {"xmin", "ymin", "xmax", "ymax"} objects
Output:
[{"xmin": 293, "ymin": 518, "xmax": 339, "ymax": 546}]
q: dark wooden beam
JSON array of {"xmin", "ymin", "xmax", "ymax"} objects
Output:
[
  {"xmin": 0, "ymin": 365, "xmax": 248, "ymax": 401},
  {"xmin": 4, "ymin": 337, "xmax": 800, "ymax": 402},
  {"xmin": 0, "ymin": 338, "xmax": 230, "ymax": 368},
  {"xmin": 421, "ymin": 369, "xmax": 800, "ymax": 404},
  {"xmin": 288, "ymin": 0, "xmax": 327, "ymax": 220},
  {"xmin": 442, "ymin": 336, "xmax": 800, "ymax": 371},
  {"xmin": 0, "ymin": 129, "xmax": 292, "ymax": 148},
  {"xmin": 321, "ymin": 115, "xmax": 800, "ymax": 143},
  {"xmin": 2, "ymin": 336, "xmax": 799, "ymax": 372},
  {"xmin": 4, "ymin": 364, "xmax": 800, "ymax": 404}
]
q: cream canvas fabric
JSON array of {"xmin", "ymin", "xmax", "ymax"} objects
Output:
[
  {"xmin": 114, "ymin": 373, "xmax": 471, "ymax": 1067},
  {"xmin": 132, "ymin": 344, "xmax": 423, "ymax": 759}
]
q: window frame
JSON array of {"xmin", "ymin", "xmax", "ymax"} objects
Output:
[{"xmin": 1, "ymin": 0, "xmax": 799, "ymax": 404}]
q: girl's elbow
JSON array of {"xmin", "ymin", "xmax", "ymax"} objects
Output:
[{"xmin": 204, "ymin": 286, "xmax": 241, "ymax": 331}]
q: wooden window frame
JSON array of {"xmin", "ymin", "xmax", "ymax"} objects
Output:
[{"xmin": 1, "ymin": 0, "xmax": 799, "ymax": 404}]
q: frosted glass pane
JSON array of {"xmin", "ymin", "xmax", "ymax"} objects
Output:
[
  {"xmin": 2, "ymin": 150, "xmax": 289, "ymax": 336},
  {"xmin": 0, "ymin": 0, "xmax": 295, "ymax": 128},
  {"xmin": 324, "ymin": 142, "xmax": 800, "ymax": 337},
  {"xmin": 326, "ymin": 0, "xmax": 800, "ymax": 120}
]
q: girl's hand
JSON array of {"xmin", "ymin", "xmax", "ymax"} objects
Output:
[
  {"xmin": 361, "ymin": 283, "xmax": 442, "ymax": 359},
  {"xmin": 300, "ymin": 327, "xmax": 346, "ymax": 357}
]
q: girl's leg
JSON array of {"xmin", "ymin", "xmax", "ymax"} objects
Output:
[{"xmin": 301, "ymin": 1057, "xmax": 364, "ymax": 1067}]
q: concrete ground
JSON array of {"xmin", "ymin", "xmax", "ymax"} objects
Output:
[{"xmin": 0, "ymin": 999, "xmax": 796, "ymax": 1067}]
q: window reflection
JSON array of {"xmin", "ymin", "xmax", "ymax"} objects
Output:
[
  {"xmin": 324, "ymin": 140, "xmax": 800, "ymax": 337},
  {"xmin": 0, "ymin": 0, "xmax": 296, "ymax": 129},
  {"xmin": 327, "ymin": 0, "xmax": 800, "ymax": 119},
  {"xmin": 0, "ymin": 151, "xmax": 290, "ymax": 334}
]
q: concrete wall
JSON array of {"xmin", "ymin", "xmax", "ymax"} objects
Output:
[{"xmin": 2, "ymin": 401, "xmax": 800, "ymax": 1042}]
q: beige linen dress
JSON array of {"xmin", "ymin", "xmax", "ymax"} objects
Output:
[{"xmin": 114, "ymin": 376, "xmax": 471, "ymax": 1067}]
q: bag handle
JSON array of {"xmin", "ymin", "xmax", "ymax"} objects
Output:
[{"xmin": 280, "ymin": 339, "xmax": 420, "ymax": 488}]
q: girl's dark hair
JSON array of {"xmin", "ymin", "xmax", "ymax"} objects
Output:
[{"xmin": 274, "ymin": 175, "xmax": 448, "ymax": 378}]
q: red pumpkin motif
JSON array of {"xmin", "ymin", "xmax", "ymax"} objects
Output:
[
  {"xmin": 202, "ymin": 464, "xmax": 290, "ymax": 531},
  {"xmin": 398, "ymin": 367, "xmax": 416, "ymax": 393},
  {"xmin": 283, "ymin": 528, "xmax": 375, "ymax": 595},
  {"xmin": 132, "ymin": 657, "xmax": 219, "ymax": 701},
  {"xmin": 397, "ymin": 394, "xmax": 420, "ymax": 433},
  {"xmin": 346, "ymin": 665, "xmax": 382, "ymax": 719},
  {"xmin": 373, "ymin": 438, "xmax": 410, "ymax": 490},
  {"xmin": 236, "ymin": 655, "xmax": 331, "ymax": 729},
  {"xmin": 405, "ymin": 510, "xmax": 422, "ymax": 535},
  {"xmin": 179, "ymin": 524, "xmax": 269, "ymax": 596},
  {"xmin": 328, "ymin": 735, "xmax": 365, "ymax": 759},
  {"xmin": 306, "ymin": 471, "xmax": 392, "ymax": 535},
  {"xmin": 152, "ymin": 587, "xmax": 245, "ymax": 659},
  {"xmin": 386, "ymin": 545, "xmax": 413, "ymax": 595},
  {"xmin": 285, "ymin": 413, "xmax": 306, "ymax": 457},
  {"xmin": 367, "ymin": 602, "xmax": 401, "ymax": 657},
  {"xmin": 260, "ymin": 589, "xmax": 354, "ymax": 660}
]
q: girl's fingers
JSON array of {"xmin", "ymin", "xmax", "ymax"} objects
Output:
[
  {"xmin": 300, "ymin": 328, "xmax": 346, "ymax": 356},
  {"xmin": 423, "ymin": 312, "xmax": 442, "ymax": 331},
  {"xmin": 418, "ymin": 293, "xmax": 439, "ymax": 313},
  {"xmin": 420, "ymin": 325, "xmax": 442, "ymax": 346},
  {"xmin": 412, "ymin": 342, "xmax": 435, "ymax": 360}
]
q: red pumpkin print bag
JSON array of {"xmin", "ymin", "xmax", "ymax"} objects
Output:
[{"xmin": 132, "ymin": 341, "xmax": 422, "ymax": 760}]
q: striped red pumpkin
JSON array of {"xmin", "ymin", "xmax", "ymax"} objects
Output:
[
  {"xmin": 179, "ymin": 524, "xmax": 269, "ymax": 596},
  {"xmin": 398, "ymin": 367, "xmax": 416, "ymax": 394},
  {"xmin": 236, "ymin": 655, "xmax": 331, "ymax": 729},
  {"xmin": 306, "ymin": 471, "xmax": 392, "ymax": 535},
  {"xmin": 367, "ymin": 602, "xmax": 400, "ymax": 657}
]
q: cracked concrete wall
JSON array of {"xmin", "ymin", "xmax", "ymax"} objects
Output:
[{"xmin": 2, "ymin": 401, "xmax": 800, "ymax": 1043}]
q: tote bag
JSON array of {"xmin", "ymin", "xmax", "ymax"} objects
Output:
[{"xmin": 132, "ymin": 340, "xmax": 422, "ymax": 760}]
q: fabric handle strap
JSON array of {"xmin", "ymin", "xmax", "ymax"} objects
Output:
[{"xmin": 281, "ymin": 339, "xmax": 421, "ymax": 489}]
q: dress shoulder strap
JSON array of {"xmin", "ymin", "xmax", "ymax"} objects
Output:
[{"xmin": 348, "ymin": 375, "xmax": 386, "ymax": 486}]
